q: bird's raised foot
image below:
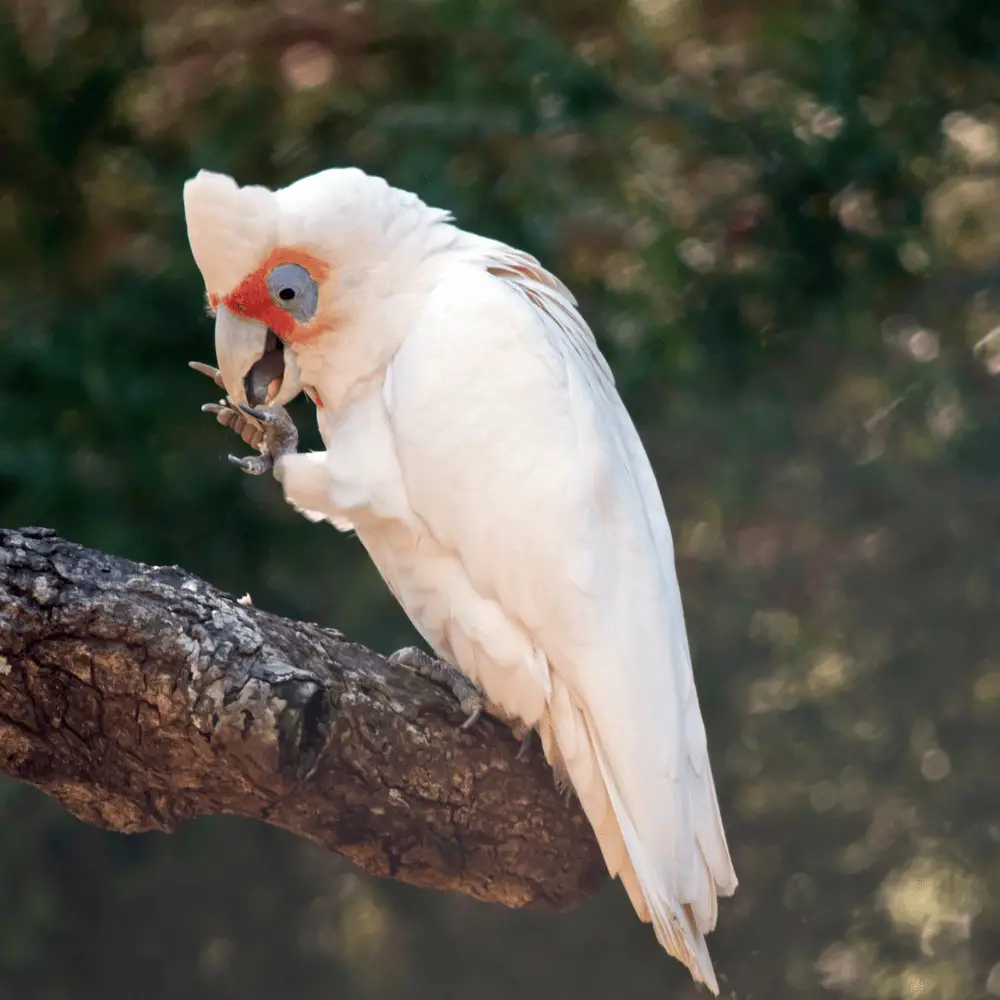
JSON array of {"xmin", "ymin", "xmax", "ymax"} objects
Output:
[
  {"xmin": 389, "ymin": 646, "xmax": 484, "ymax": 730},
  {"xmin": 191, "ymin": 360, "xmax": 299, "ymax": 472}
]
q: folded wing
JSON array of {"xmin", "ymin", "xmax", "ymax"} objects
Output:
[{"xmin": 385, "ymin": 255, "xmax": 735, "ymax": 991}]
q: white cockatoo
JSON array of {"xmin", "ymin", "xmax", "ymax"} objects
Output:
[{"xmin": 184, "ymin": 167, "xmax": 736, "ymax": 991}]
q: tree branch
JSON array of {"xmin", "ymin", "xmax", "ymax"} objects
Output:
[{"xmin": 0, "ymin": 527, "xmax": 605, "ymax": 911}]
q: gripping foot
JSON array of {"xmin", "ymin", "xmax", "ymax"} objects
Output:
[{"xmin": 389, "ymin": 646, "xmax": 484, "ymax": 730}]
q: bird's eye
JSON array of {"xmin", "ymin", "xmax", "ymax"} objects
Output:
[{"xmin": 266, "ymin": 262, "xmax": 318, "ymax": 321}]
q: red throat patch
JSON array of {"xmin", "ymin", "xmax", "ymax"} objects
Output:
[{"xmin": 220, "ymin": 247, "xmax": 331, "ymax": 343}]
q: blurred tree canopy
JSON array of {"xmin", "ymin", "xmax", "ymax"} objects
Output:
[{"xmin": 1, "ymin": 0, "xmax": 999, "ymax": 998}]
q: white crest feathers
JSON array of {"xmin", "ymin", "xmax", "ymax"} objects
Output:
[{"xmin": 183, "ymin": 170, "xmax": 281, "ymax": 296}]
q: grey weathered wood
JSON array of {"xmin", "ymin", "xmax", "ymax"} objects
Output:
[{"xmin": 0, "ymin": 527, "xmax": 605, "ymax": 910}]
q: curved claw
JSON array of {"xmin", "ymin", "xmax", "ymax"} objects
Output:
[
  {"xmin": 228, "ymin": 453, "xmax": 272, "ymax": 476},
  {"xmin": 201, "ymin": 402, "xmax": 226, "ymax": 415},
  {"xmin": 459, "ymin": 704, "xmax": 483, "ymax": 731},
  {"xmin": 236, "ymin": 402, "xmax": 277, "ymax": 425}
]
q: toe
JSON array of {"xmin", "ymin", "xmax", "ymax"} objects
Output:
[
  {"xmin": 228, "ymin": 454, "xmax": 271, "ymax": 475},
  {"xmin": 214, "ymin": 408, "xmax": 241, "ymax": 432},
  {"xmin": 389, "ymin": 646, "xmax": 431, "ymax": 669},
  {"xmin": 243, "ymin": 425, "xmax": 265, "ymax": 449}
]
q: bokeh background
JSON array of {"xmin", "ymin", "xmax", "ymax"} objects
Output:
[{"xmin": 2, "ymin": 0, "xmax": 1000, "ymax": 997}]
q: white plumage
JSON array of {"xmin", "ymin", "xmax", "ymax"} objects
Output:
[{"xmin": 184, "ymin": 167, "xmax": 737, "ymax": 991}]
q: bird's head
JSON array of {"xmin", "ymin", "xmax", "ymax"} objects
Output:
[
  {"xmin": 185, "ymin": 167, "xmax": 458, "ymax": 409},
  {"xmin": 183, "ymin": 169, "xmax": 339, "ymax": 409}
]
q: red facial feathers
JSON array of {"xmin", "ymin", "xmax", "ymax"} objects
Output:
[{"xmin": 220, "ymin": 247, "xmax": 331, "ymax": 343}]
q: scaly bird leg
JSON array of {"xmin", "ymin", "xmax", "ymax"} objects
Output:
[
  {"xmin": 389, "ymin": 646, "xmax": 484, "ymax": 731},
  {"xmin": 227, "ymin": 403, "xmax": 299, "ymax": 476}
]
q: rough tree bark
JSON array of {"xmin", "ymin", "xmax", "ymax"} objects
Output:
[{"xmin": 0, "ymin": 527, "xmax": 605, "ymax": 911}]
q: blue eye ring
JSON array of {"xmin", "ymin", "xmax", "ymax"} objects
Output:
[{"xmin": 267, "ymin": 262, "xmax": 319, "ymax": 322}]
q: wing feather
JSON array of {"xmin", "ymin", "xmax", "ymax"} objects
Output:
[{"xmin": 385, "ymin": 255, "xmax": 735, "ymax": 990}]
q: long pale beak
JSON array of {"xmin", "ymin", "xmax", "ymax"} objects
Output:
[{"xmin": 214, "ymin": 305, "xmax": 302, "ymax": 408}]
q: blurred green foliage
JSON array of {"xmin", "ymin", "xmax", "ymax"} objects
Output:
[{"xmin": 1, "ymin": 0, "xmax": 999, "ymax": 997}]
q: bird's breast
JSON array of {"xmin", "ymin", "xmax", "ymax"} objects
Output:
[{"xmin": 314, "ymin": 387, "xmax": 412, "ymax": 524}]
